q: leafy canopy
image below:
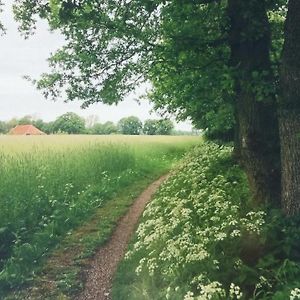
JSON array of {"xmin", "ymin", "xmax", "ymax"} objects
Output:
[
  {"xmin": 52, "ymin": 112, "xmax": 85, "ymax": 134},
  {"xmin": 11, "ymin": 0, "xmax": 285, "ymax": 136},
  {"xmin": 143, "ymin": 119, "xmax": 174, "ymax": 135},
  {"xmin": 118, "ymin": 116, "xmax": 142, "ymax": 135}
]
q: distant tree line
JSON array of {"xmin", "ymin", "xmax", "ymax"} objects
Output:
[{"xmin": 0, "ymin": 112, "xmax": 183, "ymax": 135}]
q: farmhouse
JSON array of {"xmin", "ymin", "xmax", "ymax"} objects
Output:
[{"xmin": 9, "ymin": 125, "xmax": 46, "ymax": 135}]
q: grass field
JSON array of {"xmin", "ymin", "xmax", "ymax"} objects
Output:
[{"xmin": 0, "ymin": 135, "xmax": 200, "ymax": 295}]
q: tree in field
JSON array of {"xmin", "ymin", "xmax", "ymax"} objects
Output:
[
  {"xmin": 143, "ymin": 119, "xmax": 174, "ymax": 135},
  {"xmin": 143, "ymin": 119, "xmax": 158, "ymax": 135},
  {"xmin": 0, "ymin": 121, "xmax": 7, "ymax": 134},
  {"xmin": 91, "ymin": 123, "xmax": 105, "ymax": 135},
  {"xmin": 91, "ymin": 121, "xmax": 117, "ymax": 135},
  {"xmin": 118, "ymin": 116, "xmax": 142, "ymax": 135},
  {"xmin": 6, "ymin": 118, "xmax": 18, "ymax": 132},
  {"xmin": 42, "ymin": 121, "xmax": 54, "ymax": 134},
  {"xmin": 52, "ymin": 112, "xmax": 85, "ymax": 134},
  {"xmin": 32, "ymin": 119, "xmax": 49, "ymax": 133},
  {"xmin": 156, "ymin": 119, "xmax": 174, "ymax": 135},
  {"xmin": 102, "ymin": 121, "xmax": 117, "ymax": 135}
]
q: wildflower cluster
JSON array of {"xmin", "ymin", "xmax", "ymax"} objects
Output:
[{"xmin": 124, "ymin": 143, "xmax": 266, "ymax": 299}]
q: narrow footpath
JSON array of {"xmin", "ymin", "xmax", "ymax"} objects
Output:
[{"xmin": 76, "ymin": 175, "xmax": 168, "ymax": 300}]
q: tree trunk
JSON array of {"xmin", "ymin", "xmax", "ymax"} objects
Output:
[
  {"xmin": 279, "ymin": 112, "xmax": 300, "ymax": 216},
  {"xmin": 228, "ymin": 0, "xmax": 281, "ymax": 206},
  {"xmin": 279, "ymin": 0, "xmax": 300, "ymax": 216}
]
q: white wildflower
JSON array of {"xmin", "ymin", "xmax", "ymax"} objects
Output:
[
  {"xmin": 290, "ymin": 288, "xmax": 300, "ymax": 300},
  {"xmin": 229, "ymin": 283, "xmax": 243, "ymax": 299},
  {"xmin": 184, "ymin": 291, "xmax": 194, "ymax": 300}
]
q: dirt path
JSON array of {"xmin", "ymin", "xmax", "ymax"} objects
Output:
[{"xmin": 76, "ymin": 175, "xmax": 168, "ymax": 300}]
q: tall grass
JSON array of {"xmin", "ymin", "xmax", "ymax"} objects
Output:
[{"xmin": 0, "ymin": 135, "xmax": 199, "ymax": 293}]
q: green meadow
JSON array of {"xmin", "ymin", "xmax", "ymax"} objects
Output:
[{"xmin": 0, "ymin": 135, "xmax": 199, "ymax": 294}]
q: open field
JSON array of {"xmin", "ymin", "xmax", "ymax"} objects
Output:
[
  {"xmin": 0, "ymin": 135, "xmax": 200, "ymax": 295},
  {"xmin": 0, "ymin": 135, "xmax": 199, "ymax": 153}
]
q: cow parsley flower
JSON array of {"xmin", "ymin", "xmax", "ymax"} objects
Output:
[{"xmin": 290, "ymin": 288, "xmax": 300, "ymax": 300}]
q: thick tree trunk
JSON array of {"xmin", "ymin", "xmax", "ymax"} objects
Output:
[
  {"xmin": 279, "ymin": 0, "xmax": 300, "ymax": 216},
  {"xmin": 279, "ymin": 112, "xmax": 300, "ymax": 215},
  {"xmin": 228, "ymin": 0, "xmax": 281, "ymax": 206}
]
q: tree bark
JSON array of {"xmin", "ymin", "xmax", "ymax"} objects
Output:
[
  {"xmin": 279, "ymin": 0, "xmax": 300, "ymax": 216},
  {"xmin": 228, "ymin": 0, "xmax": 281, "ymax": 206},
  {"xmin": 279, "ymin": 112, "xmax": 300, "ymax": 216}
]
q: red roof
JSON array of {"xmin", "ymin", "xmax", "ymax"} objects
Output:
[{"xmin": 9, "ymin": 125, "xmax": 46, "ymax": 135}]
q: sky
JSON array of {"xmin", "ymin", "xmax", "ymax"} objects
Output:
[{"xmin": 0, "ymin": 1, "xmax": 192, "ymax": 130}]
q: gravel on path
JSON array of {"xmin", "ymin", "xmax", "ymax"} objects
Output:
[{"xmin": 76, "ymin": 175, "xmax": 168, "ymax": 300}]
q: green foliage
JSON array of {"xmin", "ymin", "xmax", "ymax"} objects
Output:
[
  {"xmin": 148, "ymin": 1, "xmax": 235, "ymax": 139},
  {"xmin": 156, "ymin": 119, "xmax": 174, "ymax": 135},
  {"xmin": 32, "ymin": 119, "xmax": 49, "ymax": 133},
  {"xmin": 0, "ymin": 136, "xmax": 198, "ymax": 296},
  {"xmin": 118, "ymin": 116, "xmax": 142, "ymax": 135},
  {"xmin": 91, "ymin": 121, "xmax": 118, "ymax": 135},
  {"xmin": 0, "ymin": 121, "xmax": 8, "ymax": 134},
  {"xmin": 5, "ymin": 118, "xmax": 18, "ymax": 132},
  {"xmin": 143, "ymin": 119, "xmax": 158, "ymax": 135},
  {"xmin": 143, "ymin": 119, "xmax": 174, "ymax": 135},
  {"xmin": 13, "ymin": 0, "xmax": 157, "ymax": 104},
  {"xmin": 202, "ymin": 104, "xmax": 235, "ymax": 142},
  {"xmin": 113, "ymin": 142, "xmax": 300, "ymax": 299},
  {"xmin": 52, "ymin": 112, "xmax": 85, "ymax": 134}
]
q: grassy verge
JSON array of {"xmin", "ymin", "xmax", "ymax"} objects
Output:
[
  {"xmin": 113, "ymin": 142, "xmax": 300, "ymax": 300},
  {"xmin": 5, "ymin": 172, "xmax": 166, "ymax": 300}
]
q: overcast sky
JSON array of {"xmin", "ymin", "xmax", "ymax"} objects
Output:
[{"xmin": 0, "ymin": 0, "xmax": 192, "ymax": 130}]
